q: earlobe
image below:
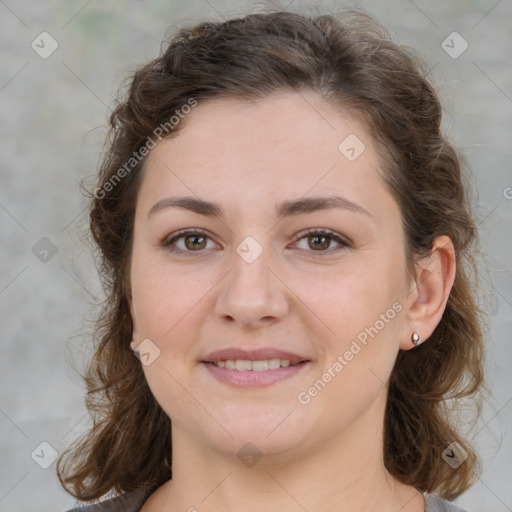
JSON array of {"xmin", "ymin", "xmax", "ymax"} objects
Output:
[{"xmin": 400, "ymin": 235, "xmax": 456, "ymax": 350}]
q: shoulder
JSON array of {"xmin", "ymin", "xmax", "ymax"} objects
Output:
[
  {"xmin": 64, "ymin": 489, "xmax": 471, "ymax": 512},
  {"xmin": 425, "ymin": 494, "xmax": 471, "ymax": 512},
  {"xmin": 63, "ymin": 488, "xmax": 153, "ymax": 512}
]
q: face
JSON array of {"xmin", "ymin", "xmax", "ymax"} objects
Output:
[{"xmin": 128, "ymin": 90, "xmax": 411, "ymax": 459}]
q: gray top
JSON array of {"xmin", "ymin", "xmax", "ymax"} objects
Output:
[{"xmin": 64, "ymin": 488, "xmax": 471, "ymax": 511}]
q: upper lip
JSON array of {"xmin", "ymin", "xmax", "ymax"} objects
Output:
[{"xmin": 202, "ymin": 348, "xmax": 309, "ymax": 365}]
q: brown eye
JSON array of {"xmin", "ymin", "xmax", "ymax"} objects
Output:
[
  {"xmin": 163, "ymin": 229, "xmax": 218, "ymax": 256},
  {"xmin": 307, "ymin": 234, "xmax": 331, "ymax": 251},
  {"xmin": 292, "ymin": 228, "xmax": 350, "ymax": 257},
  {"xmin": 184, "ymin": 234, "xmax": 207, "ymax": 251},
  {"xmin": 163, "ymin": 228, "xmax": 349, "ymax": 257}
]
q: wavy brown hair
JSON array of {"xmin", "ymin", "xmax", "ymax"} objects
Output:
[{"xmin": 57, "ymin": 7, "xmax": 487, "ymax": 503}]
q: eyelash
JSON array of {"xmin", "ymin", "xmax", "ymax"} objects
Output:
[{"xmin": 162, "ymin": 228, "xmax": 350, "ymax": 257}]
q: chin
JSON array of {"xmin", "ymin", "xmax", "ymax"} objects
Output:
[
  {"xmin": 204, "ymin": 407, "xmax": 309, "ymax": 455},
  {"xmin": 208, "ymin": 428, "xmax": 306, "ymax": 464}
]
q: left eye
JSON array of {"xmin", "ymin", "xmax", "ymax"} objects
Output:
[
  {"xmin": 162, "ymin": 228, "xmax": 349, "ymax": 256},
  {"xmin": 292, "ymin": 228, "xmax": 349, "ymax": 255}
]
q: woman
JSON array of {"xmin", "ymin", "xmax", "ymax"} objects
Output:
[{"xmin": 58, "ymin": 7, "xmax": 486, "ymax": 512}]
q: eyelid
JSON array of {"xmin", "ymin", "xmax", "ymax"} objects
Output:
[
  {"xmin": 162, "ymin": 227, "xmax": 210, "ymax": 243},
  {"xmin": 162, "ymin": 227, "xmax": 351, "ymax": 256},
  {"xmin": 162, "ymin": 228, "xmax": 218, "ymax": 249},
  {"xmin": 290, "ymin": 228, "xmax": 351, "ymax": 256},
  {"xmin": 292, "ymin": 227, "xmax": 351, "ymax": 246}
]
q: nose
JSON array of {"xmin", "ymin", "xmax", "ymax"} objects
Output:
[{"xmin": 214, "ymin": 246, "xmax": 290, "ymax": 329}]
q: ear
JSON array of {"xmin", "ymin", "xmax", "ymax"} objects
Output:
[
  {"xmin": 127, "ymin": 292, "xmax": 139, "ymax": 351},
  {"xmin": 399, "ymin": 235, "xmax": 456, "ymax": 350}
]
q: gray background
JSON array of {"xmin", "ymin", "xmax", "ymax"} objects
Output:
[{"xmin": 1, "ymin": 0, "xmax": 511, "ymax": 511}]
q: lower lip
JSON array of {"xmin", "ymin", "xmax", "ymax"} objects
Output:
[{"xmin": 201, "ymin": 361, "xmax": 311, "ymax": 388}]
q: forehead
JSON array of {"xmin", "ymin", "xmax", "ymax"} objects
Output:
[
  {"xmin": 147, "ymin": 91, "xmax": 371, "ymax": 170},
  {"xmin": 138, "ymin": 91, "xmax": 395, "ymax": 225}
]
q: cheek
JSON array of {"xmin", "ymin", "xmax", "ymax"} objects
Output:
[
  {"xmin": 293, "ymin": 266, "xmax": 403, "ymax": 429},
  {"xmin": 130, "ymin": 253, "xmax": 209, "ymax": 418},
  {"xmin": 130, "ymin": 243, "xmax": 204, "ymax": 339},
  {"xmin": 296, "ymin": 258, "xmax": 404, "ymax": 338},
  {"xmin": 131, "ymin": 242, "xmax": 406, "ymax": 349},
  {"xmin": 299, "ymin": 255, "xmax": 405, "ymax": 387}
]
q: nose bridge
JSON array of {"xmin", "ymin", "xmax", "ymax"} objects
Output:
[{"xmin": 214, "ymin": 237, "xmax": 288, "ymax": 326}]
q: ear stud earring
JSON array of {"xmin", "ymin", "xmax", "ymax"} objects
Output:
[{"xmin": 411, "ymin": 332, "xmax": 421, "ymax": 346}]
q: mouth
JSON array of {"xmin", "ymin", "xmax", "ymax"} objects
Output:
[
  {"xmin": 203, "ymin": 358, "xmax": 304, "ymax": 371},
  {"xmin": 200, "ymin": 347, "xmax": 312, "ymax": 388},
  {"xmin": 202, "ymin": 347, "xmax": 309, "ymax": 366}
]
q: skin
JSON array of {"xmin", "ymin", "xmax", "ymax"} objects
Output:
[{"xmin": 128, "ymin": 90, "xmax": 456, "ymax": 512}]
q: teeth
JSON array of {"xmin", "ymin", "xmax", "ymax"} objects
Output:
[
  {"xmin": 212, "ymin": 358, "xmax": 298, "ymax": 370},
  {"xmin": 235, "ymin": 359, "xmax": 252, "ymax": 371}
]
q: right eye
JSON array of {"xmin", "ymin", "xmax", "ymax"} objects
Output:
[{"xmin": 162, "ymin": 228, "xmax": 220, "ymax": 255}]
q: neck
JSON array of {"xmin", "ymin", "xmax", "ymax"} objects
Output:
[{"xmin": 146, "ymin": 391, "xmax": 425, "ymax": 512}]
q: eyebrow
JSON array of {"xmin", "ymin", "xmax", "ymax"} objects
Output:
[{"xmin": 147, "ymin": 194, "xmax": 373, "ymax": 220}]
